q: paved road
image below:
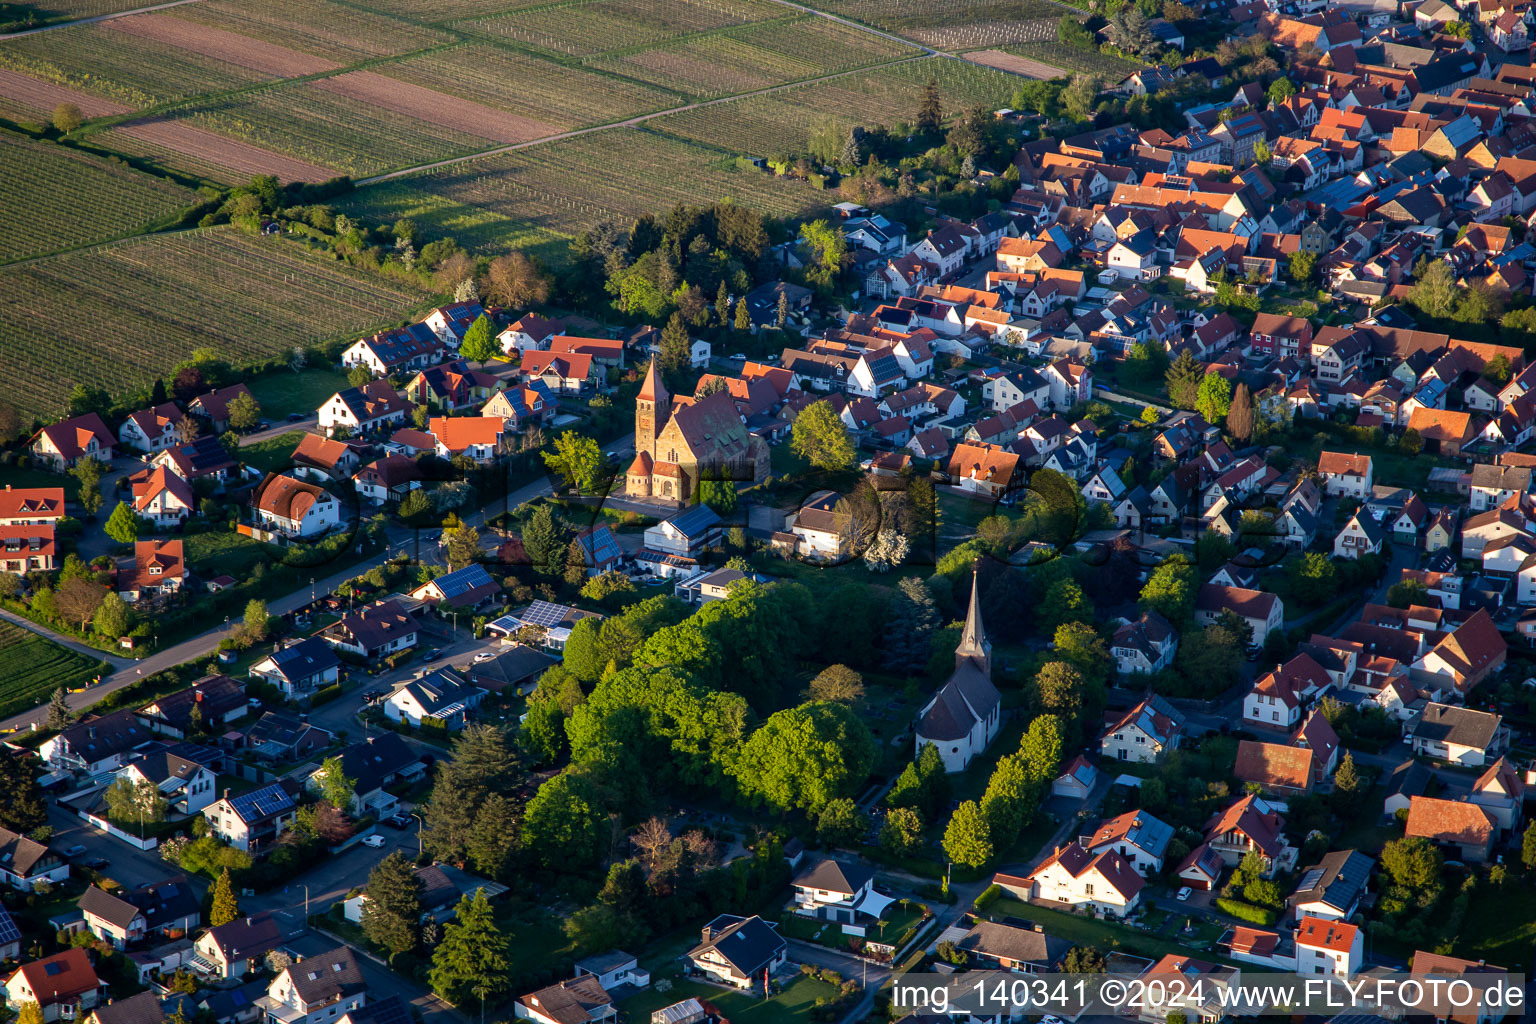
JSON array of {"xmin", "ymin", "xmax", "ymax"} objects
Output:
[{"xmin": 0, "ymin": 0, "xmax": 204, "ymax": 38}]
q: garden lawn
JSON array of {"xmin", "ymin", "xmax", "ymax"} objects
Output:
[
  {"xmin": 241, "ymin": 431, "xmax": 306, "ymax": 474},
  {"xmin": 183, "ymin": 529, "xmax": 282, "ymax": 576},
  {"xmin": 0, "ymin": 464, "xmax": 80, "ymax": 499},
  {"xmin": 247, "ymin": 368, "xmax": 351, "ymax": 420},
  {"xmin": 619, "ymin": 975, "xmax": 841, "ymax": 1024},
  {"xmin": 1457, "ymin": 882, "xmax": 1536, "ymax": 971},
  {"xmin": 985, "ymin": 897, "xmax": 1236, "ymax": 962}
]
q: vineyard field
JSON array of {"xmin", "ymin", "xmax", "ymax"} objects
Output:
[
  {"xmin": 383, "ymin": 44, "xmax": 683, "ymax": 129},
  {"xmin": 169, "ymin": 0, "xmax": 453, "ymax": 61},
  {"xmin": 800, "ymin": 0, "xmax": 1067, "ymax": 48},
  {"xmin": 0, "ymin": 0, "xmax": 148, "ymax": 33},
  {"xmin": 1002, "ymin": 40, "xmax": 1144, "ymax": 76},
  {"xmin": 459, "ymin": 0, "xmax": 786, "ymax": 56},
  {"xmin": 182, "ymin": 80, "xmax": 498, "ymax": 177},
  {"xmin": 0, "ymin": 621, "xmax": 107, "ymax": 724},
  {"xmin": 0, "ymin": 228, "xmax": 430, "ymax": 420},
  {"xmin": 0, "ymin": 23, "xmax": 270, "ymax": 109},
  {"xmin": 650, "ymin": 56, "xmax": 1021, "ymax": 158},
  {"xmin": 588, "ymin": 14, "xmax": 917, "ymax": 99},
  {"xmin": 0, "ymin": 130, "xmax": 196, "ymax": 262},
  {"xmin": 338, "ymin": 127, "xmax": 830, "ymax": 261}
]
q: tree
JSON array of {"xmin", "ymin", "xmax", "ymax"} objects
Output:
[
  {"xmin": 881, "ymin": 806, "xmax": 923, "ymax": 855},
  {"xmin": 734, "ymin": 295, "xmax": 750, "ymax": 331},
  {"xmin": 56, "ymin": 578, "xmax": 105, "ymax": 631},
  {"xmin": 243, "ymin": 599, "xmax": 272, "ymax": 642},
  {"xmin": 522, "ymin": 503, "xmax": 565, "ymax": 576},
  {"xmin": 883, "ymin": 576, "xmax": 940, "ymax": 674},
  {"xmin": 1411, "ymin": 257, "xmax": 1458, "ymax": 318},
  {"xmin": 1053, "ymin": 622, "xmax": 1109, "ymax": 687},
  {"xmin": 522, "ymin": 771, "xmax": 609, "ymax": 870},
  {"xmin": 1252, "ymin": 138, "xmax": 1271, "ymax": 166},
  {"xmin": 208, "ymin": 867, "xmax": 241, "ymax": 927},
  {"xmin": 52, "ymin": 102, "xmax": 82, "ymax": 134},
  {"xmin": 1267, "ymin": 77, "xmax": 1296, "ymax": 106},
  {"xmin": 543, "ymin": 431, "xmax": 603, "ymax": 491},
  {"xmin": 732, "ymin": 701, "xmax": 877, "ymax": 814},
  {"xmin": 1484, "ymin": 353, "xmax": 1513, "ymax": 385},
  {"xmin": 1140, "ymin": 559, "xmax": 1196, "ymax": 623},
  {"xmin": 817, "ymin": 797, "xmax": 866, "ymax": 847},
  {"xmin": 348, "ymin": 364, "xmax": 373, "ymax": 389},
  {"xmin": 443, "ymin": 521, "xmax": 482, "ymax": 571},
  {"xmin": 1042, "ymin": 578, "xmax": 1091, "ymax": 631},
  {"xmin": 1522, "ymin": 822, "xmax": 1536, "ymax": 871},
  {"xmin": 1332, "ymin": 751, "xmax": 1363, "ymax": 813},
  {"xmin": 105, "ymin": 777, "xmax": 164, "ymax": 828},
  {"xmin": 943, "ymin": 800, "xmax": 993, "ymax": 868},
  {"xmin": 1034, "ymin": 661, "xmax": 1084, "ymax": 720},
  {"xmin": 0, "ymin": 751, "xmax": 46, "ymax": 833},
  {"xmin": 1062, "ymin": 73, "xmax": 1101, "ymax": 121},
  {"xmin": 429, "ymin": 889, "xmax": 509, "ymax": 1008},
  {"xmin": 398, "ymin": 488, "xmax": 431, "ymax": 523},
  {"xmin": 916, "ymin": 77, "xmax": 943, "ymax": 134},
  {"xmin": 1226, "ymin": 382, "xmax": 1254, "ymax": 442},
  {"xmin": 1195, "ymin": 371, "xmax": 1233, "ymax": 425},
  {"xmin": 776, "ymin": 290, "xmax": 789, "ymax": 329},
  {"xmin": 1381, "ymin": 836, "xmax": 1442, "ymax": 895},
  {"xmin": 696, "ymin": 473, "xmax": 737, "ymax": 515},
  {"xmin": 1063, "ymin": 946, "xmax": 1107, "ymax": 973},
  {"xmin": 791, "ymin": 400, "xmax": 855, "ymax": 471},
  {"xmin": 483, "ymin": 250, "xmax": 550, "ymax": 308},
  {"xmin": 93, "ymin": 591, "xmax": 133, "ymax": 640},
  {"xmin": 72, "ymin": 457, "xmax": 106, "ymax": 517},
  {"xmin": 1165, "ymin": 350, "xmax": 1204, "ymax": 410},
  {"xmin": 1289, "ymin": 250, "xmax": 1317, "ymax": 284},
  {"xmin": 659, "ymin": 313, "xmax": 692, "ymax": 374},
  {"xmin": 1399, "ymin": 428, "xmax": 1421, "ymax": 455},
  {"xmin": 361, "ymin": 852, "xmax": 422, "ymax": 960},
  {"xmin": 798, "ymin": 219, "xmax": 850, "ymax": 293},
  {"xmin": 563, "ymin": 538, "xmax": 589, "ymax": 588},
  {"xmin": 46, "ymin": 687, "xmax": 73, "ymax": 731},
  {"xmin": 459, "ymin": 315, "xmax": 498, "ymax": 362},
  {"xmin": 104, "ymin": 501, "xmax": 143, "ymax": 545},
  {"xmin": 809, "ymin": 665, "xmax": 864, "ymax": 703},
  {"xmin": 1288, "ymin": 552, "xmax": 1337, "ymax": 607},
  {"xmin": 16, "ymin": 1003, "xmax": 44, "ymax": 1024},
  {"xmin": 313, "ymin": 757, "xmax": 356, "ymax": 812},
  {"xmin": 227, "ymin": 392, "xmax": 261, "ymax": 432}
]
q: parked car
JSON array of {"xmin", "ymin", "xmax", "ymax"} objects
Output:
[
  {"xmin": 1176, "ymin": 887, "xmax": 1192, "ymax": 902},
  {"xmin": 385, "ymin": 814, "xmax": 412, "ymax": 829},
  {"xmin": 247, "ymin": 698, "xmax": 263, "ymax": 709},
  {"xmin": 423, "ymin": 648, "xmax": 442, "ymax": 661},
  {"xmin": 362, "ymin": 688, "xmax": 388, "ymax": 703},
  {"xmin": 63, "ymin": 845, "xmax": 88, "ymax": 859},
  {"xmin": 83, "ymin": 857, "xmax": 110, "ymax": 871},
  {"xmin": 473, "ymin": 652, "xmax": 496, "ymax": 663},
  {"xmin": 361, "ymin": 834, "xmax": 386, "ymax": 848},
  {"xmin": 286, "ymin": 412, "xmax": 306, "ymax": 422}
]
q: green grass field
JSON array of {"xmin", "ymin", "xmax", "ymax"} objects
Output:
[
  {"xmin": 0, "ymin": 130, "xmax": 197, "ymax": 263},
  {"xmin": 184, "ymin": 528, "xmax": 284, "ymax": 576},
  {"xmin": 619, "ymin": 975, "xmax": 841, "ymax": 1024},
  {"xmin": 0, "ymin": 228, "xmax": 431, "ymax": 421},
  {"xmin": 247, "ymin": 368, "xmax": 351, "ymax": 420},
  {"xmin": 0, "ymin": 619, "xmax": 110, "ymax": 720},
  {"xmin": 240, "ymin": 431, "xmax": 306, "ymax": 473}
]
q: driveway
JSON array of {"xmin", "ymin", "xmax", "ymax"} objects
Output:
[
  {"xmin": 243, "ymin": 818, "xmax": 423, "ymax": 918},
  {"xmin": 44, "ymin": 797, "xmax": 207, "ymax": 895}
]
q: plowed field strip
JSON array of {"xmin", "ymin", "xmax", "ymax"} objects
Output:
[
  {"xmin": 106, "ymin": 13, "xmax": 341, "ymax": 75},
  {"xmin": 117, "ymin": 114, "xmax": 337, "ymax": 180},
  {"xmin": 0, "ymin": 64, "xmax": 128, "ymax": 113},
  {"xmin": 313, "ymin": 69, "xmax": 555, "ymax": 144}
]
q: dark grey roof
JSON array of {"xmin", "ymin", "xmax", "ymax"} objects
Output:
[
  {"xmin": 340, "ymin": 996, "xmax": 412, "ymax": 1024},
  {"xmin": 334, "ymin": 733, "xmax": 421, "ymax": 795},
  {"xmin": 1385, "ymin": 758, "xmax": 1433, "ymax": 800},
  {"xmin": 688, "ymin": 915, "xmax": 785, "ymax": 977},
  {"xmin": 80, "ymin": 885, "xmax": 140, "ymax": 931},
  {"xmin": 1412, "ymin": 703, "xmax": 1501, "ymax": 750},
  {"xmin": 793, "ymin": 858, "xmax": 875, "ymax": 896},
  {"xmin": 1290, "ymin": 849, "xmax": 1373, "ymax": 914},
  {"xmin": 957, "ymin": 921, "xmax": 1071, "ymax": 967},
  {"xmin": 91, "ymin": 991, "xmax": 164, "ymax": 1024},
  {"xmin": 262, "ymin": 639, "xmax": 341, "ymax": 682},
  {"xmin": 285, "ymin": 946, "xmax": 364, "ymax": 1005}
]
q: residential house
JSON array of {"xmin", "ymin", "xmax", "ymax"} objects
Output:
[
  {"xmin": 789, "ymin": 860, "xmax": 892, "ymax": 924},
  {"xmin": 1203, "ymin": 794, "xmax": 1295, "ymax": 876},
  {"xmin": 0, "ymin": 525, "xmax": 56, "ymax": 573},
  {"xmin": 354, "ymin": 455, "xmax": 423, "ymax": 506},
  {"xmin": 113, "ymin": 745, "xmax": 218, "ymax": 814},
  {"xmin": 0, "ymin": 827, "xmax": 68, "ymax": 891},
  {"xmin": 1318, "ymin": 451, "xmax": 1374, "ymax": 498},
  {"xmin": 117, "ymin": 539, "xmax": 186, "ymax": 603},
  {"xmin": 258, "ymin": 946, "xmax": 365, "ymax": 1024},
  {"xmin": 954, "ymin": 922, "xmax": 1071, "ymax": 974},
  {"xmin": 1405, "ymin": 796, "xmax": 1496, "ymax": 862},
  {"xmin": 0, "ymin": 486, "xmax": 66, "ymax": 526},
  {"xmin": 320, "ymin": 601, "xmax": 418, "ymax": 660},
  {"xmin": 152, "ymin": 437, "xmax": 236, "ymax": 486},
  {"xmin": 291, "ymin": 434, "xmax": 360, "ymax": 482},
  {"xmin": 317, "ymin": 381, "xmax": 410, "ymax": 438},
  {"xmin": 191, "ymin": 914, "xmax": 296, "ymax": 980},
  {"xmin": 383, "ymin": 669, "xmax": 484, "ymax": 730},
  {"xmin": 1110, "ymin": 611, "xmax": 1178, "ymax": 676},
  {"xmin": 429, "ymin": 417, "xmax": 505, "ymax": 464},
  {"xmin": 40, "ymin": 709, "xmax": 153, "ymax": 775},
  {"xmin": 341, "ymin": 325, "xmax": 443, "ymax": 378},
  {"xmin": 249, "ymin": 638, "xmax": 341, "ymax": 701},
  {"xmin": 408, "ymin": 563, "xmax": 500, "ymax": 611},
  {"xmin": 1409, "ymin": 702, "xmax": 1506, "ymax": 766},
  {"xmin": 136, "ymin": 675, "xmax": 246, "ymax": 739},
  {"xmin": 1412, "ymin": 608, "xmax": 1507, "ymax": 696},
  {"xmin": 521, "ymin": 352, "xmax": 597, "ymax": 394},
  {"xmin": 201, "ymin": 783, "xmax": 298, "ymax": 853},
  {"xmin": 1469, "ymin": 757, "xmax": 1524, "ymax": 832},
  {"xmin": 1052, "ymin": 755, "xmax": 1099, "ymax": 801},
  {"xmin": 1289, "ymin": 850, "xmax": 1373, "ymax": 922},
  {"xmin": 1079, "ymin": 809, "xmax": 1174, "ymax": 876},
  {"xmin": 1195, "ymin": 583, "xmax": 1284, "ymax": 644},
  {"xmin": 117, "ymin": 404, "xmax": 184, "ymax": 454},
  {"xmin": 3, "ymin": 949, "xmax": 101, "ymax": 1022},
  {"xmin": 78, "ymin": 879, "xmax": 200, "ymax": 950},
  {"xmin": 686, "ymin": 916, "xmax": 786, "ymax": 991},
  {"xmin": 252, "ymin": 474, "xmax": 338, "ymax": 539},
  {"xmin": 32, "ymin": 413, "xmax": 116, "ymax": 470},
  {"xmin": 1334, "ymin": 507, "xmax": 1387, "ymax": 559},
  {"xmin": 308, "ymin": 734, "xmax": 424, "ymax": 817},
  {"xmin": 1006, "ymin": 844, "xmax": 1145, "ymax": 918},
  {"xmin": 513, "ymin": 977, "xmax": 613, "ymax": 1024},
  {"xmin": 187, "ymin": 385, "xmax": 256, "ymax": 434},
  {"xmin": 1234, "ymin": 740, "xmax": 1319, "ymax": 796},
  {"xmin": 1099, "ymin": 695, "xmax": 1185, "ymax": 763},
  {"xmin": 1295, "ymin": 917, "xmax": 1364, "ymax": 977},
  {"xmin": 131, "ymin": 468, "xmax": 195, "ymax": 528}
]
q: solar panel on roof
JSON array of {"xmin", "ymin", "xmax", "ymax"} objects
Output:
[
  {"xmin": 519, "ymin": 600, "xmax": 569, "ymax": 627},
  {"xmin": 0, "ymin": 908, "xmax": 21, "ymax": 946}
]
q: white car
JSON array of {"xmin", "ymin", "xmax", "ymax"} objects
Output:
[
  {"xmin": 1175, "ymin": 887, "xmax": 1192, "ymax": 902},
  {"xmin": 361, "ymin": 834, "xmax": 386, "ymax": 848},
  {"xmin": 473, "ymin": 652, "xmax": 496, "ymax": 663}
]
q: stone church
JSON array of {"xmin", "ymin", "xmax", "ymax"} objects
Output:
[
  {"xmin": 625, "ymin": 362, "xmax": 769, "ymax": 502},
  {"xmin": 915, "ymin": 570, "xmax": 1003, "ymax": 773}
]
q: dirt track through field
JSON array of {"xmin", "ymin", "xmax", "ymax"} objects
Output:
[
  {"xmin": 106, "ymin": 13, "xmax": 341, "ymax": 76},
  {"xmin": 0, "ymin": 66, "xmax": 131, "ymax": 115},
  {"xmin": 313, "ymin": 70, "xmax": 555, "ymax": 144},
  {"xmin": 965, "ymin": 48, "xmax": 1063, "ymax": 78},
  {"xmin": 117, "ymin": 114, "xmax": 336, "ymax": 181}
]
